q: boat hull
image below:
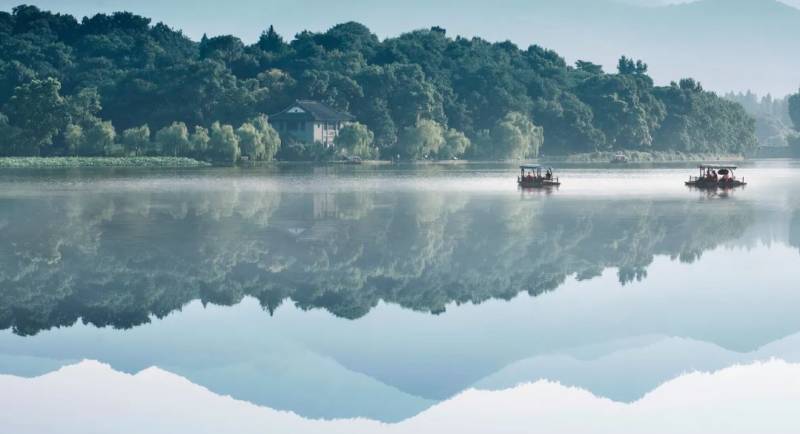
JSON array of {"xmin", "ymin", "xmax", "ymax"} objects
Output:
[
  {"xmin": 518, "ymin": 179, "xmax": 561, "ymax": 188},
  {"xmin": 685, "ymin": 179, "xmax": 746, "ymax": 189}
]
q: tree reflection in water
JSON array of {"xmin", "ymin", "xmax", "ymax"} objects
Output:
[{"xmin": 0, "ymin": 186, "xmax": 755, "ymax": 336}]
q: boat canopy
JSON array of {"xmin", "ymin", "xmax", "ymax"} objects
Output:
[
  {"xmin": 520, "ymin": 164, "xmax": 543, "ymax": 170},
  {"xmin": 698, "ymin": 164, "xmax": 738, "ymax": 170}
]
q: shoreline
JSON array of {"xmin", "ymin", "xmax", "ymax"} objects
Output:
[
  {"xmin": 0, "ymin": 153, "xmax": 775, "ymax": 169},
  {"xmin": 541, "ymin": 151, "xmax": 747, "ymax": 164},
  {"xmin": 0, "ymin": 157, "xmax": 211, "ymax": 169}
]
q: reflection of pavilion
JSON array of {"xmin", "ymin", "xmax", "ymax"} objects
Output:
[
  {"xmin": 271, "ymin": 193, "xmax": 343, "ymax": 242},
  {"xmin": 300, "ymin": 193, "xmax": 345, "ymax": 241},
  {"xmin": 314, "ymin": 192, "xmax": 339, "ymax": 220}
]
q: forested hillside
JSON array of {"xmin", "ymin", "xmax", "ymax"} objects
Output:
[
  {"xmin": 725, "ymin": 91, "xmax": 793, "ymax": 148},
  {"xmin": 787, "ymin": 92, "xmax": 800, "ymax": 156},
  {"xmin": 0, "ymin": 5, "xmax": 756, "ymax": 161}
]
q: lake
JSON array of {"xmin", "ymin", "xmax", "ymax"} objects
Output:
[{"xmin": 2, "ymin": 161, "xmax": 800, "ymax": 433}]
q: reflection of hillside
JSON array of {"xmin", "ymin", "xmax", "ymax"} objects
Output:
[
  {"xmin": 791, "ymin": 209, "xmax": 800, "ymax": 252},
  {"xmin": 0, "ymin": 191, "xmax": 753, "ymax": 335}
]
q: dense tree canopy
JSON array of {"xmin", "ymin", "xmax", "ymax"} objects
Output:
[
  {"xmin": 789, "ymin": 92, "xmax": 800, "ymax": 132},
  {"xmin": 725, "ymin": 91, "xmax": 793, "ymax": 148},
  {"xmin": 786, "ymin": 91, "xmax": 800, "ymax": 155},
  {"xmin": 0, "ymin": 5, "xmax": 757, "ymax": 160}
]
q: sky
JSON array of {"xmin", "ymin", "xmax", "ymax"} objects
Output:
[
  {"xmin": 2, "ymin": 0, "xmax": 800, "ymax": 95},
  {"xmin": 3, "ymin": 0, "xmax": 799, "ymax": 43}
]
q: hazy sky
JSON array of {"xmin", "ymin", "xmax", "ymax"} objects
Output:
[
  {"xmin": 3, "ymin": 0, "xmax": 800, "ymax": 95},
  {"xmin": 3, "ymin": 0, "xmax": 799, "ymax": 42},
  {"xmin": 1, "ymin": 0, "xmax": 573, "ymax": 42}
]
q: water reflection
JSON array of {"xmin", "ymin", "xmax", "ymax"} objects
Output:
[{"xmin": 0, "ymin": 181, "xmax": 754, "ymax": 336}]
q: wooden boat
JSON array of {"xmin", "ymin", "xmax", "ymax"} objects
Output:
[
  {"xmin": 686, "ymin": 164, "xmax": 746, "ymax": 189},
  {"xmin": 518, "ymin": 165, "xmax": 561, "ymax": 188}
]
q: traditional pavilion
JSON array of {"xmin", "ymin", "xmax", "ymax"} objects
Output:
[{"xmin": 269, "ymin": 100, "xmax": 355, "ymax": 146}]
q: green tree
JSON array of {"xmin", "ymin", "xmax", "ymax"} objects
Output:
[
  {"xmin": 654, "ymin": 80, "xmax": 756, "ymax": 154},
  {"xmin": 63, "ymin": 118, "xmax": 116, "ymax": 156},
  {"xmin": 398, "ymin": 119, "xmax": 444, "ymax": 159},
  {"xmin": 488, "ymin": 112, "xmax": 543, "ymax": 159},
  {"xmin": 439, "ymin": 128, "xmax": 471, "ymax": 159},
  {"xmin": 208, "ymin": 121, "xmax": 240, "ymax": 162},
  {"xmin": 0, "ymin": 7, "xmax": 757, "ymax": 159},
  {"xmin": 258, "ymin": 25, "xmax": 287, "ymax": 53},
  {"xmin": 83, "ymin": 118, "xmax": 116, "ymax": 156},
  {"xmin": 67, "ymin": 88, "xmax": 102, "ymax": 126},
  {"xmin": 200, "ymin": 35, "xmax": 245, "ymax": 69},
  {"xmin": 575, "ymin": 60, "xmax": 604, "ymax": 75},
  {"xmin": 64, "ymin": 124, "xmax": 84, "ymax": 156},
  {"xmin": 190, "ymin": 126, "xmax": 211, "ymax": 159},
  {"xmin": 4, "ymin": 78, "xmax": 69, "ymax": 155},
  {"xmin": 237, "ymin": 122, "xmax": 263, "ymax": 160},
  {"xmin": 355, "ymin": 98, "xmax": 397, "ymax": 151},
  {"xmin": 120, "ymin": 125, "xmax": 150, "ymax": 156},
  {"xmin": 0, "ymin": 113, "xmax": 17, "ymax": 156},
  {"xmin": 577, "ymin": 75, "xmax": 665, "ymax": 149},
  {"xmin": 533, "ymin": 92, "xmax": 605, "ymax": 154},
  {"xmin": 155, "ymin": 122, "xmax": 190, "ymax": 157},
  {"xmin": 788, "ymin": 133, "xmax": 800, "ymax": 157},
  {"xmin": 788, "ymin": 92, "xmax": 800, "ymax": 131},
  {"xmin": 617, "ymin": 56, "xmax": 648, "ymax": 75},
  {"xmin": 250, "ymin": 115, "xmax": 280, "ymax": 161},
  {"xmin": 237, "ymin": 116, "xmax": 281, "ymax": 161},
  {"xmin": 335, "ymin": 122, "xmax": 376, "ymax": 159}
]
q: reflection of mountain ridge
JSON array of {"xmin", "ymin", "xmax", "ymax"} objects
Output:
[
  {"xmin": 473, "ymin": 332, "xmax": 800, "ymax": 402},
  {"xmin": 5, "ymin": 359, "xmax": 800, "ymax": 434},
  {"xmin": 0, "ymin": 189, "xmax": 756, "ymax": 335}
]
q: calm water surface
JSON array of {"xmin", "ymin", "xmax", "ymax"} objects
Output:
[{"xmin": 1, "ymin": 161, "xmax": 800, "ymax": 424}]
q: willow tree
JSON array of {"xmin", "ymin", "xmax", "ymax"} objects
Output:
[
  {"xmin": 155, "ymin": 122, "xmax": 190, "ymax": 157},
  {"xmin": 490, "ymin": 112, "xmax": 543, "ymax": 159},
  {"xmin": 439, "ymin": 128, "xmax": 471, "ymax": 159},
  {"xmin": 208, "ymin": 122, "xmax": 240, "ymax": 163},
  {"xmin": 121, "ymin": 125, "xmax": 151, "ymax": 156},
  {"xmin": 335, "ymin": 122, "xmax": 376, "ymax": 159},
  {"xmin": 250, "ymin": 115, "xmax": 281, "ymax": 161},
  {"xmin": 398, "ymin": 119, "xmax": 444, "ymax": 159}
]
